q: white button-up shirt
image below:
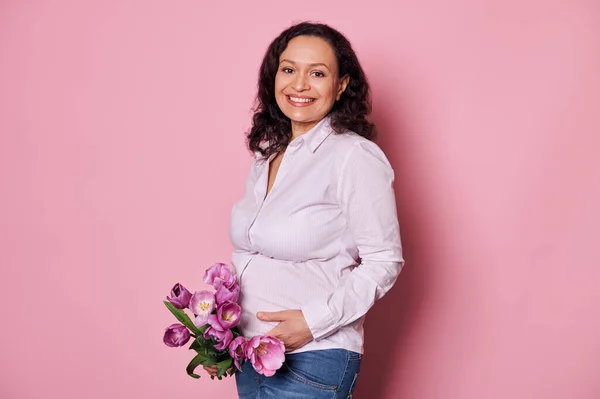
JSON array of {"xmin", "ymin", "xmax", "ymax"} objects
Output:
[{"xmin": 229, "ymin": 117, "xmax": 404, "ymax": 354}]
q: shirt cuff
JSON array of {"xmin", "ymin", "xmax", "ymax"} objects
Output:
[{"xmin": 300, "ymin": 301, "xmax": 337, "ymax": 341}]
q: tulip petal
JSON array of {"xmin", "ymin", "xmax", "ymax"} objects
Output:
[
  {"xmin": 163, "ymin": 323, "xmax": 191, "ymax": 347},
  {"xmin": 194, "ymin": 313, "xmax": 209, "ymax": 327},
  {"xmin": 166, "ymin": 283, "xmax": 192, "ymax": 309},
  {"xmin": 260, "ymin": 352, "xmax": 284, "ymax": 370},
  {"xmin": 189, "ymin": 290, "xmax": 216, "ymax": 321}
]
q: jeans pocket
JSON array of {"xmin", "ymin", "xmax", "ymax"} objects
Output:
[
  {"xmin": 284, "ymin": 362, "xmax": 339, "ymax": 390},
  {"xmin": 283, "ymin": 349, "xmax": 350, "ymax": 391}
]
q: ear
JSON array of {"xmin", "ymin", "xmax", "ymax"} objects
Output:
[{"xmin": 336, "ymin": 74, "xmax": 350, "ymax": 101}]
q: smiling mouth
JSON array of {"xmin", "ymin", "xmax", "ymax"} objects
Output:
[{"xmin": 287, "ymin": 95, "xmax": 316, "ymax": 104}]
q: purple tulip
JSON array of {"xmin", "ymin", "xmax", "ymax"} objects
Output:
[
  {"xmin": 163, "ymin": 323, "xmax": 191, "ymax": 347},
  {"xmin": 215, "ymin": 283, "xmax": 240, "ymax": 305},
  {"xmin": 245, "ymin": 336, "xmax": 285, "ymax": 376},
  {"xmin": 189, "ymin": 290, "xmax": 216, "ymax": 326},
  {"xmin": 217, "ymin": 302, "xmax": 242, "ymax": 329},
  {"xmin": 203, "ymin": 326, "xmax": 233, "ymax": 352},
  {"xmin": 214, "ymin": 330, "xmax": 234, "ymax": 351},
  {"xmin": 207, "ymin": 301, "xmax": 241, "ymax": 331},
  {"xmin": 229, "ymin": 336, "xmax": 248, "ymax": 370},
  {"xmin": 166, "ymin": 283, "xmax": 192, "ymax": 309},
  {"xmin": 204, "ymin": 262, "xmax": 237, "ymax": 290}
]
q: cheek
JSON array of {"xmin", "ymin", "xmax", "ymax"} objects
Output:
[
  {"xmin": 315, "ymin": 82, "xmax": 337, "ymax": 103},
  {"xmin": 275, "ymin": 73, "xmax": 289, "ymax": 93},
  {"xmin": 274, "ymin": 79, "xmax": 288, "ymax": 110}
]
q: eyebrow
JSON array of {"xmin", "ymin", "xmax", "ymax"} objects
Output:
[{"xmin": 279, "ymin": 59, "xmax": 331, "ymax": 71}]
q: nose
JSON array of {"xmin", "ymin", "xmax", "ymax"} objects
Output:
[{"xmin": 292, "ymin": 73, "xmax": 310, "ymax": 92}]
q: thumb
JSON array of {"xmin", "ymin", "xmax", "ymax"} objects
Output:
[{"xmin": 257, "ymin": 310, "xmax": 287, "ymax": 322}]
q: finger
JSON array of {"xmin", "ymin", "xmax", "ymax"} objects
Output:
[
  {"xmin": 284, "ymin": 342, "xmax": 298, "ymax": 353},
  {"xmin": 264, "ymin": 325, "xmax": 283, "ymax": 339},
  {"xmin": 257, "ymin": 310, "xmax": 287, "ymax": 322},
  {"xmin": 203, "ymin": 365, "xmax": 218, "ymax": 375}
]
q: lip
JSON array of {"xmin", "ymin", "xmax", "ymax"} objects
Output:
[{"xmin": 285, "ymin": 94, "xmax": 316, "ymax": 108}]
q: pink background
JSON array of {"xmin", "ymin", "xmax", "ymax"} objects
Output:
[{"xmin": 1, "ymin": 1, "xmax": 599, "ymax": 398}]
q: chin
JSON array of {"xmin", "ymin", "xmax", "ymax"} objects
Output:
[
  {"xmin": 284, "ymin": 109, "xmax": 322, "ymax": 123},
  {"xmin": 288, "ymin": 115, "xmax": 316, "ymax": 124}
]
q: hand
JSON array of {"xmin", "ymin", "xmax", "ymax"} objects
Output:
[
  {"xmin": 257, "ymin": 309, "xmax": 314, "ymax": 352},
  {"xmin": 202, "ymin": 364, "xmax": 233, "ymax": 378},
  {"xmin": 202, "ymin": 364, "xmax": 218, "ymax": 378}
]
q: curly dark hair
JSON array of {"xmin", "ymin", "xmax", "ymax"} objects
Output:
[{"xmin": 247, "ymin": 22, "xmax": 375, "ymax": 158}]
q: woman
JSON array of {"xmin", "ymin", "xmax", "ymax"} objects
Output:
[{"xmin": 205, "ymin": 22, "xmax": 404, "ymax": 398}]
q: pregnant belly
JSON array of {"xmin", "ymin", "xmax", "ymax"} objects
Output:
[{"xmin": 237, "ymin": 256, "xmax": 335, "ymax": 339}]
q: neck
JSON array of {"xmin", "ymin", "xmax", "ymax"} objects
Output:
[{"xmin": 290, "ymin": 119, "xmax": 321, "ymax": 140}]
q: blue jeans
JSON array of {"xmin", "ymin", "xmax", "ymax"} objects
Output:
[{"xmin": 236, "ymin": 348, "xmax": 362, "ymax": 398}]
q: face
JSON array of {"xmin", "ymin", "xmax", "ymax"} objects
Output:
[{"xmin": 275, "ymin": 35, "xmax": 349, "ymax": 136}]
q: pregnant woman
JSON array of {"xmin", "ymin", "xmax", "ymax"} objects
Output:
[{"xmin": 205, "ymin": 22, "xmax": 404, "ymax": 398}]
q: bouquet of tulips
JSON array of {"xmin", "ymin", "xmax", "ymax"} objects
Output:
[{"xmin": 163, "ymin": 262, "xmax": 286, "ymax": 379}]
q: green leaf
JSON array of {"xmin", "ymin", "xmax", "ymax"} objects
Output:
[
  {"xmin": 189, "ymin": 335, "xmax": 212, "ymax": 352},
  {"xmin": 163, "ymin": 301, "xmax": 202, "ymax": 336},
  {"xmin": 216, "ymin": 358, "xmax": 233, "ymax": 378},
  {"xmin": 203, "ymin": 345, "xmax": 217, "ymax": 357},
  {"xmin": 186, "ymin": 352, "xmax": 208, "ymax": 379},
  {"xmin": 189, "ymin": 337, "xmax": 202, "ymax": 352},
  {"xmin": 202, "ymin": 357, "xmax": 217, "ymax": 367}
]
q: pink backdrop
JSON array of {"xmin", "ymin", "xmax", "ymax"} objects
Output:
[{"xmin": 1, "ymin": 1, "xmax": 599, "ymax": 398}]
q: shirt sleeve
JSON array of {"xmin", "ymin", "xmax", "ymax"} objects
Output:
[{"xmin": 300, "ymin": 140, "xmax": 405, "ymax": 341}]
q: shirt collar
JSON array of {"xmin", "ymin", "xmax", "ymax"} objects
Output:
[
  {"xmin": 254, "ymin": 116, "xmax": 334, "ymax": 159},
  {"xmin": 289, "ymin": 116, "xmax": 333, "ymax": 153}
]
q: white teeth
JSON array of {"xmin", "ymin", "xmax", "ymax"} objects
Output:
[{"xmin": 289, "ymin": 96, "xmax": 314, "ymax": 103}]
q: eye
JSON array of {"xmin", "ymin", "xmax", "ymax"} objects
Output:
[
  {"xmin": 281, "ymin": 67, "xmax": 294, "ymax": 74},
  {"xmin": 311, "ymin": 71, "xmax": 325, "ymax": 78}
]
